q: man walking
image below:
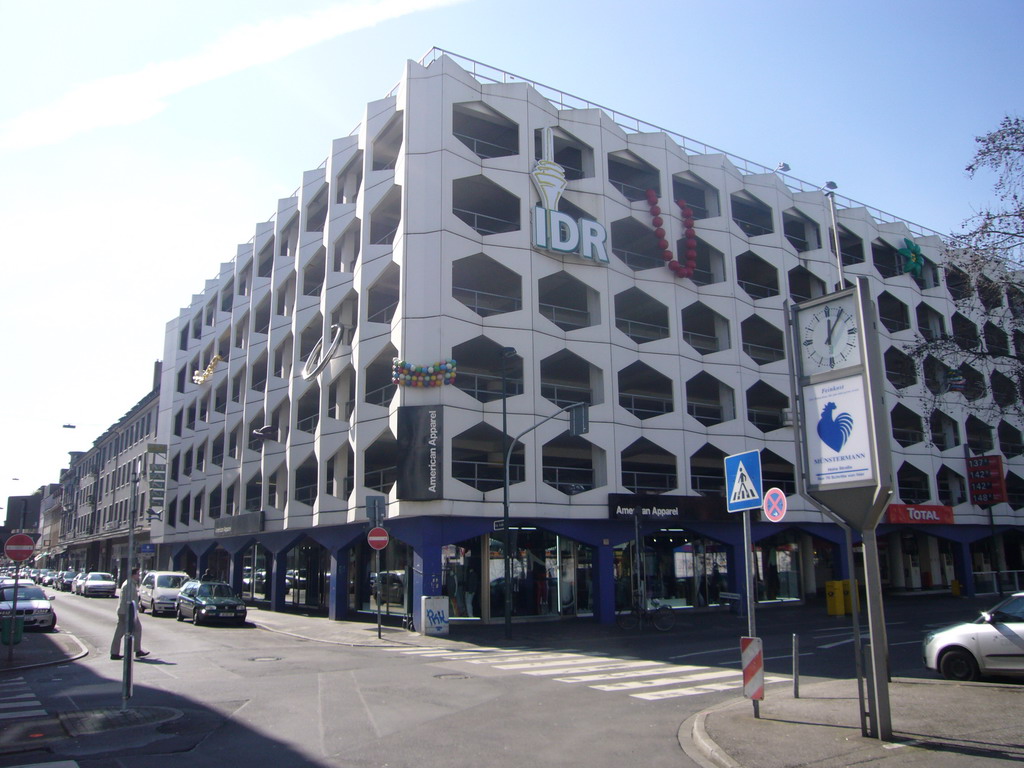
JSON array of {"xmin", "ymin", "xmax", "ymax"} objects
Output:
[{"xmin": 110, "ymin": 566, "xmax": 150, "ymax": 660}]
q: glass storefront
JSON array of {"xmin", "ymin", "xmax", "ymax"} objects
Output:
[
  {"xmin": 484, "ymin": 529, "xmax": 593, "ymax": 620},
  {"xmin": 614, "ymin": 531, "xmax": 728, "ymax": 610},
  {"xmin": 350, "ymin": 536, "xmax": 412, "ymax": 617},
  {"xmin": 752, "ymin": 531, "xmax": 802, "ymax": 602},
  {"xmin": 241, "ymin": 543, "xmax": 272, "ymax": 601},
  {"xmin": 285, "ymin": 538, "xmax": 329, "ymax": 612}
]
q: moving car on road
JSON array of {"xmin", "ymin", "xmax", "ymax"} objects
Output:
[
  {"xmin": 81, "ymin": 572, "xmax": 117, "ymax": 598},
  {"xmin": 140, "ymin": 571, "xmax": 190, "ymax": 615},
  {"xmin": 176, "ymin": 580, "xmax": 247, "ymax": 626},
  {"xmin": 924, "ymin": 591, "xmax": 1024, "ymax": 681},
  {"xmin": 0, "ymin": 584, "xmax": 57, "ymax": 631}
]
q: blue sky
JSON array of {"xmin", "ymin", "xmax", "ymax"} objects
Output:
[{"xmin": 1, "ymin": 0, "xmax": 1021, "ymax": 510}]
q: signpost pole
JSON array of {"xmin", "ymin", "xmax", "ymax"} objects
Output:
[
  {"xmin": 742, "ymin": 510, "xmax": 758, "ymax": 718},
  {"xmin": 861, "ymin": 527, "xmax": 891, "ymax": 740},
  {"xmin": 376, "ymin": 547, "xmax": 382, "ymax": 640},
  {"xmin": 4, "ymin": 534, "xmax": 37, "ymax": 665}
]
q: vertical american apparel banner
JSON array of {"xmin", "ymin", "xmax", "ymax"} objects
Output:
[{"xmin": 396, "ymin": 405, "xmax": 444, "ymax": 500}]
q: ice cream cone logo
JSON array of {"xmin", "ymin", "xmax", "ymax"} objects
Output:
[{"xmin": 531, "ymin": 159, "xmax": 567, "ymax": 211}]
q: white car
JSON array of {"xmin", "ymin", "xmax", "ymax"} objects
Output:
[
  {"xmin": 0, "ymin": 583, "xmax": 57, "ymax": 631},
  {"xmin": 139, "ymin": 571, "xmax": 191, "ymax": 615},
  {"xmin": 80, "ymin": 572, "xmax": 117, "ymax": 598},
  {"xmin": 924, "ymin": 591, "xmax": 1024, "ymax": 681}
]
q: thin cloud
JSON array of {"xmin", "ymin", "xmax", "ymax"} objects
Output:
[{"xmin": 0, "ymin": 0, "xmax": 463, "ymax": 151}]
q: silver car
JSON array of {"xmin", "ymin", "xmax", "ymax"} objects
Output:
[
  {"xmin": 923, "ymin": 591, "xmax": 1024, "ymax": 681},
  {"xmin": 0, "ymin": 584, "xmax": 57, "ymax": 631},
  {"xmin": 81, "ymin": 572, "xmax": 117, "ymax": 598}
]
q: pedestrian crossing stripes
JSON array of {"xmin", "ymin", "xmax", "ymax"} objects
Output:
[
  {"xmin": 0, "ymin": 677, "xmax": 46, "ymax": 721},
  {"xmin": 384, "ymin": 646, "xmax": 788, "ymax": 701}
]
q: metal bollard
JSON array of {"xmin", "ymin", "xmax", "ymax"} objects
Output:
[{"xmin": 793, "ymin": 633, "xmax": 800, "ymax": 698}]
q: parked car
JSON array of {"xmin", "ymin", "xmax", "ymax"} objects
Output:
[
  {"xmin": 37, "ymin": 569, "xmax": 57, "ymax": 586},
  {"xmin": 139, "ymin": 571, "xmax": 190, "ymax": 615},
  {"xmin": 176, "ymin": 580, "xmax": 247, "ymax": 626},
  {"xmin": 81, "ymin": 572, "xmax": 117, "ymax": 598},
  {"xmin": 70, "ymin": 572, "xmax": 88, "ymax": 595},
  {"xmin": 924, "ymin": 591, "xmax": 1024, "ymax": 681},
  {"xmin": 56, "ymin": 570, "xmax": 77, "ymax": 591},
  {"xmin": 0, "ymin": 584, "xmax": 57, "ymax": 631}
]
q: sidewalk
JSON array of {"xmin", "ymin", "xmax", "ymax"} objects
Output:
[{"xmin": 684, "ymin": 676, "xmax": 1024, "ymax": 767}]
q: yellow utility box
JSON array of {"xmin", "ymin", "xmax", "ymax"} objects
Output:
[
  {"xmin": 825, "ymin": 580, "xmax": 845, "ymax": 615},
  {"xmin": 842, "ymin": 579, "xmax": 853, "ymax": 614}
]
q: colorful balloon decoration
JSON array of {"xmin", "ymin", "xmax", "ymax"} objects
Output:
[
  {"xmin": 645, "ymin": 189, "xmax": 696, "ymax": 280},
  {"xmin": 392, "ymin": 358, "xmax": 457, "ymax": 387}
]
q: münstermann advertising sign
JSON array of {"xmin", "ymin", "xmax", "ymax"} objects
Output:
[{"xmin": 802, "ymin": 374, "xmax": 874, "ymax": 487}]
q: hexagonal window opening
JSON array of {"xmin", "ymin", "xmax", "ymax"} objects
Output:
[
  {"xmin": 783, "ymin": 208, "xmax": 821, "ymax": 253},
  {"xmin": 891, "ymin": 403, "xmax": 924, "ymax": 447},
  {"xmin": 681, "ymin": 302, "xmax": 730, "ymax": 355},
  {"xmin": 929, "ymin": 409, "xmax": 960, "ymax": 451},
  {"xmin": 542, "ymin": 434, "xmax": 603, "ymax": 495},
  {"xmin": 541, "ymin": 349, "xmax": 602, "ymax": 408},
  {"xmin": 736, "ymin": 250, "xmax": 779, "ymax": 300},
  {"xmin": 884, "ymin": 347, "xmax": 917, "ymax": 390},
  {"xmin": 788, "ymin": 265, "xmax": 826, "ymax": 304},
  {"xmin": 945, "ymin": 266, "xmax": 971, "ymax": 301},
  {"xmin": 761, "ymin": 450, "xmax": 795, "ymax": 495},
  {"xmin": 614, "ymin": 288, "xmax": 669, "ymax": 344},
  {"xmin": 364, "ymin": 429, "xmax": 397, "ymax": 493},
  {"xmin": 983, "ymin": 322, "xmax": 1010, "ymax": 357},
  {"xmin": 452, "ymin": 337, "xmax": 523, "ymax": 403},
  {"xmin": 897, "ymin": 462, "xmax": 930, "ymax": 504},
  {"xmin": 453, "ymin": 253, "xmax": 522, "ymax": 317},
  {"xmin": 535, "ymin": 127, "xmax": 594, "ymax": 180},
  {"xmin": 746, "ymin": 381, "xmax": 788, "ymax": 433},
  {"xmin": 878, "ymin": 292, "xmax": 910, "ymax": 333},
  {"xmin": 367, "ymin": 262, "xmax": 400, "ymax": 323},
  {"xmin": 956, "ymin": 364, "xmax": 986, "ymax": 401},
  {"xmin": 365, "ymin": 344, "xmax": 398, "ymax": 408},
  {"xmin": 741, "ymin": 316, "xmax": 785, "ymax": 365},
  {"xmin": 452, "ymin": 175, "xmax": 520, "ymax": 236},
  {"xmin": 611, "ymin": 217, "xmax": 663, "ymax": 272},
  {"xmin": 690, "ymin": 443, "xmax": 725, "ymax": 497},
  {"xmin": 936, "ymin": 465, "xmax": 967, "ymax": 506},
  {"xmin": 923, "ymin": 355, "xmax": 953, "ymax": 395},
  {"xmin": 1008, "ymin": 285, "xmax": 1024, "ymax": 320},
  {"xmin": 538, "ymin": 271, "xmax": 599, "ymax": 331},
  {"xmin": 677, "ymin": 236, "xmax": 726, "ymax": 286},
  {"xmin": 731, "ymin": 191, "xmax": 773, "ymax": 237},
  {"xmin": 369, "ymin": 186, "xmax": 401, "ymax": 246},
  {"xmin": 951, "ymin": 313, "xmax": 980, "ymax": 350},
  {"xmin": 830, "ymin": 224, "xmax": 864, "ymax": 266},
  {"xmin": 977, "ymin": 275, "xmax": 1003, "ymax": 312},
  {"xmin": 991, "ymin": 370, "xmax": 1017, "ymax": 407},
  {"xmin": 451, "ymin": 422, "xmax": 525, "ymax": 492},
  {"xmin": 1005, "ymin": 472, "xmax": 1024, "ymax": 511},
  {"xmin": 965, "ymin": 415, "xmax": 994, "ymax": 453},
  {"xmin": 621, "ymin": 438, "xmax": 677, "ymax": 495},
  {"xmin": 916, "ymin": 303, "xmax": 946, "ymax": 341},
  {"xmin": 607, "ymin": 150, "xmax": 659, "ymax": 202},
  {"xmin": 999, "ymin": 421, "xmax": 1024, "ymax": 458},
  {"xmin": 453, "ymin": 101, "xmax": 519, "ymax": 159},
  {"xmin": 686, "ymin": 372, "xmax": 735, "ymax": 427},
  {"xmin": 871, "ymin": 238, "xmax": 901, "ymax": 279},
  {"xmin": 673, "ymin": 172, "xmax": 720, "ymax": 219},
  {"xmin": 372, "ymin": 113, "xmax": 403, "ymax": 171},
  {"xmin": 617, "ymin": 361, "xmax": 673, "ymax": 420}
]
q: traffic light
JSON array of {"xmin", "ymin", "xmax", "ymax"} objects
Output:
[{"xmin": 568, "ymin": 403, "xmax": 589, "ymax": 436}]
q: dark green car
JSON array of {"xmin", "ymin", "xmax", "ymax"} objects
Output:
[{"xmin": 175, "ymin": 580, "xmax": 247, "ymax": 626}]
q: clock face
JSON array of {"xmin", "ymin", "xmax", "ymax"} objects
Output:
[{"xmin": 799, "ymin": 297, "xmax": 861, "ymax": 374}]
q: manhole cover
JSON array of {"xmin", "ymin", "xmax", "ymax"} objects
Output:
[
  {"xmin": 433, "ymin": 673, "xmax": 470, "ymax": 680},
  {"xmin": 248, "ymin": 656, "xmax": 283, "ymax": 662}
]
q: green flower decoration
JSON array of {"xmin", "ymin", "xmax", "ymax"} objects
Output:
[{"xmin": 898, "ymin": 238, "xmax": 924, "ymax": 277}]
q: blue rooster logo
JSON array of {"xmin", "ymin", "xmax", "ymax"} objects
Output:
[{"xmin": 817, "ymin": 402, "xmax": 854, "ymax": 453}]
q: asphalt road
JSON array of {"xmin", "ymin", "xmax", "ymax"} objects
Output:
[{"xmin": 0, "ymin": 590, "xmax": 1004, "ymax": 768}]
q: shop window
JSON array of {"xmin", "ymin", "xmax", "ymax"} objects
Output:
[
  {"xmin": 752, "ymin": 533, "xmax": 802, "ymax": 602},
  {"xmin": 488, "ymin": 530, "xmax": 594, "ymax": 619}
]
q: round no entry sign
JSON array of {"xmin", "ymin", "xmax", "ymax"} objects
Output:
[
  {"xmin": 4, "ymin": 533, "xmax": 36, "ymax": 562},
  {"xmin": 763, "ymin": 487, "xmax": 787, "ymax": 523},
  {"xmin": 367, "ymin": 527, "xmax": 390, "ymax": 551}
]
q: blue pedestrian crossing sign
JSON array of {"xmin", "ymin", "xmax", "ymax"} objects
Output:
[{"xmin": 725, "ymin": 450, "xmax": 763, "ymax": 513}]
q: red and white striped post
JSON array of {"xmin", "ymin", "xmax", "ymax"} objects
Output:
[{"xmin": 741, "ymin": 636, "xmax": 764, "ymax": 717}]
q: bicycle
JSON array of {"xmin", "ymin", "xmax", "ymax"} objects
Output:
[{"xmin": 615, "ymin": 597, "xmax": 675, "ymax": 631}]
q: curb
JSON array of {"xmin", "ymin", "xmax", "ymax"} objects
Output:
[
  {"xmin": 679, "ymin": 699, "xmax": 743, "ymax": 768},
  {"xmin": 249, "ymin": 619, "xmax": 432, "ymax": 648},
  {"xmin": 0, "ymin": 631, "xmax": 90, "ymax": 673}
]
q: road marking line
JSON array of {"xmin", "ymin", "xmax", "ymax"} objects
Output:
[
  {"xmin": 556, "ymin": 664, "xmax": 705, "ymax": 683},
  {"xmin": 592, "ymin": 669, "xmax": 740, "ymax": 691},
  {"xmin": 632, "ymin": 676, "xmax": 789, "ymax": 701},
  {"xmin": 524, "ymin": 660, "xmax": 664, "ymax": 677},
  {"xmin": 0, "ymin": 709, "xmax": 47, "ymax": 720}
]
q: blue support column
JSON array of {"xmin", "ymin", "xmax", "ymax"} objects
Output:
[
  {"xmin": 594, "ymin": 544, "xmax": 617, "ymax": 624},
  {"xmin": 228, "ymin": 550, "xmax": 245, "ymax": 595},
  {"xmin": 412, "ymin": 542, "xmax": 443, "ymax": 632},
  {"xmin": 953, "ymin": 541, "xmax": 975, "ymax": 597},
  {"xmin": 329, "ymin": 548, "xmax": 348, "ymax": 621},
  {"xmin": 270, "ymin": 550, "xmax": 288, "ymax": 612}
]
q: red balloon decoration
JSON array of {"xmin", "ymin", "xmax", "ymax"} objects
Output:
[{"xmin": 644, "ymin": 189, "xmax": 701, "ymax": 281}]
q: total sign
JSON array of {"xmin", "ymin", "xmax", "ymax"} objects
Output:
[{"xmin": 530, "ymin": 158, "xmax": 608, "ymax": 264}]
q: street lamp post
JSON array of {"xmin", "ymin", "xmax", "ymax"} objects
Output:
[
  {"xmin": 499, "ymin": 347, "xmax": 517, "ymax": 639},
  {"xmin": 822, "ymin": 181, "xmax": 842, "ymax": 289}
]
